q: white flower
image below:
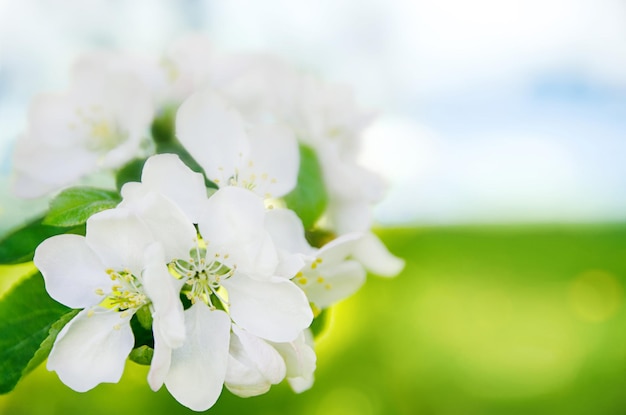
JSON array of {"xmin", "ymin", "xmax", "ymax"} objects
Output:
[
  {"xmin": 266, "ymin": 208, "xmax": 404, "ymax": 309},
  {"xmin": 209, "ymin": 52, "xmax": 390, "ymax": 234},
  {"xmin": 33, "ymin": 208, "xmax": 184, "ymax": 392},
  {"xmin": 13, "ymin": 59, "xmax": 154, "ymax": 198},
  {"xmin": 155, "ymin": 35, "xmax": 221, "ymax": 104},
  {"xmin": 120, "ymin": 159, "xmax": 313, "ymax": 411},
  {"xmin": 175, "ymin": 90, "xmax": 300, "ymax": 199}
]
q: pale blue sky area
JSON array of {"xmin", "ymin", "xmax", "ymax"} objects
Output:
[{"xmin": 1, "ymin": 0, "xmax": 625, "ymax": 226}]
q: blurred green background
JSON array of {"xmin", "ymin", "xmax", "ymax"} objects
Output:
[{"xmin": 1, "ymin": 225, "xmax": 624, "ymax": 415}]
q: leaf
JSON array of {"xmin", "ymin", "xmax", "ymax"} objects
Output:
[
  {"xmin": 43, "ymin": 186, "xmax": 121, "ymax": 227},
  {"xmin": 129, "ymin": 345, "xmax": 154, "ymax": 366},
  {"xmin": 283, "ymin": 145, "xmax": 328, "ymax": 229},
  {"xmin": 0, "ymin": 217, "xmax": 85, "ymax": 265},
  {"xmin": 151, "ymin": 105, "xmax": 177, "ymax": 144},
  {"xmin": 116, "ymin": 158, "xmax": 147, "ymax": 191},
  {"xmin": 135, "ymin": 305, "xmax": 153, "ymax": 331},
  {"xmin": 0, "ymin": 272, "xmax": 71, "ymax": 393},
  {"xmin": 22, "ymin": 309, "xmax": 79, "ymax": 376}
]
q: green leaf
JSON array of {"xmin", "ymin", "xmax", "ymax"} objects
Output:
[
  {"xmin": 128, "ymin": 345, "xmax": 154, "ymax": 366},
  {"xmin": 0, "ymin": 217, "xmax": 85, "ymax": 265},
  {"xmin": 151, "ymin": 105, "xmax": 177, "ymax": 144},
  {"xmin": 22, "ymin": 309, "xmax": 79, "ymax": 376},
  {"xmin": 130, "ymin": 313, "xmax": 154, "ymax": 350},
  {"xmin": 283, "ymin": 145, "xmax": 328, "ymax": 229},
  {"xmin": 116, "ymin": 158, "xmax": 147, "ymax": 191},
  {"xmin": 43, "ymin": 186, "xmax": 121, "ymax": 227},
  {"xmin": 0, "ymin": 272, "xmax": 71, "ymax": 393},
  {"xmin": 135, "ymin": 305, "xmax": 153, "ymax": 331},
  {"xmin": 305, "ymin": 228, "xmax": 337, "ymax": 249}
]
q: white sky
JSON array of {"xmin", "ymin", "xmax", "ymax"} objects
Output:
[{"xmin": 1, "ymin": 0, "xmax": 625, "ymax": 225}]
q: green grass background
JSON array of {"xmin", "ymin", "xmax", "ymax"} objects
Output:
[{"xmin": 1, "ymin": 224, "xmax": 624, "ymax": 414}]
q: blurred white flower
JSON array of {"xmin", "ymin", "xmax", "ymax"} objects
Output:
[
  {"xmin": 206, "ymin": 52, "xmax": 386, "ymax": 233},
  {"xmin": 13, "ymin": 59, "xmax": 154, "ymax": 198},
  {"xmin": 33, "ymin": 208, "xmax": 184, "ymax": 392},
  {"xmin": 176, "ymin": 90, "xmax": 299, "ymax": 199}
]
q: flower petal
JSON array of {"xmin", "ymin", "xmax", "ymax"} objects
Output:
[
  {"xmin": 176, "ymin": 90, "xmax": 249, "ymax": 183},
  {"xmin": 34, "ymin": 234, "xmax": 108, "ymax": 308},
  {"xmin": 165, "ymin": 303, "xmax": 230, "ymax": 412},
  {"xmin": 85, "ymin": 208, "xmax": 155, "ymax": 276},
  {"xmin": 225, "ymin": 325, "xmax": 286, "ymax": 397},
  {"xmin": 147, "ymin": 325, "xmax": 172, "ymax": 392},
  {"xmin": 352, "ymin": 232, "xmax": 405, "ymax": 277},
  {"xmin": 240, "ymin": 124, "xmax": 299, "ymax": 198},
  {"xmin": 129, "ymin": 192, "xmax": 198, "ymax": 262},
  {"xmin": 316, "ymin": 232, "xmax": 363, "ymax": 265},
  {"xmin": 199, "ymin": 187, "xmax": 278, "ymax": 278},
  {"xmin": 224, "ymin": 354, "xmax": 270, "ymax": 398},
  {"xmin": 270, "ymin": 330, "xmax": 316, "ymax": 393},
  {"xmin": 121, "ymin": 154, "xmax": 209, "ymax": 223},
  {"xmin": 47, "ymin": 308, "xmax": 134, "ymax": 392},
  {"xmin": 301, "ymin": 260, "xmax": 366, "ymax": 309},
  {"xmin": 264, "ymin": 208, "xmax": 312, "ymax": 255},
  {"xmin": 223, "ymin": 274, "xmax": 312, "ymax": 342},
  {"xmin": 142, "ymin": 243, "xmax": 186, "ymax": 349}
]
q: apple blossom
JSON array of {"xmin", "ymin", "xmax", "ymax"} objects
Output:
[
  {"xmin": 13, "ymin": 59, "xmax": 153, "ymax": 198},
  {"xmin": 33, "ymin": 208, "xmax": 184, "ymax": 392}
]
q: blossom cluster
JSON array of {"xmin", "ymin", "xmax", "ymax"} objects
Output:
[{"xmin": 14, "ymin": 36, "xmax": 404, "ymax": 411}]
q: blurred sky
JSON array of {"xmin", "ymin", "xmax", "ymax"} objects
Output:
[{"xmin": 1, "ymin": 0, "xmax": 625, "ymax": 226}]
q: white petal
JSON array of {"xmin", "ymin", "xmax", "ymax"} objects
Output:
[
  {"xmin": 274, "ymin": 253, "xmax": 306, "ymax": 280},
  {"xmin": 271, "ymin": 330, "xmax": 316, "ymax": 393},
  {"xmin": 225, "ymin": 325, "xmax": 286, "ymax": 397},
  {"xmin": 34, "ymin": 234, "xmax": 108, "ymax": 308},
  {"xmin": 352, "ymin": 232, "xmax": 405, "ymax": 277},
  {"xmin": 224, "ymin": 355, "xmax": 270, "ymax": 398},
  {"xmin": 128, "ymin": 154, "xmax": 208, "ymax": 223},
  {"xmin": 240, "ymin": 125, "xmax": 299, "ymax": 198},
  {"xmin": 264, "ymin": 209, "xmax": 312, "ymax": 278},
  {"xmin": 302, "ymin": 260, "xmax": 366, "ymax": 309},
  {"xmin": 165, "ymin": 303, "xmax": 230, "ymax": 412},
  {"xmin": 264, "ymin": 208, "xmax": 313, "ymax": 255},
  {"xmin": 142, "ymin": 243, "xmax": 186, "ymax": 349},
  {"xmin": 129, "ymin": 192, "xmax": 198, "ymax": 261},
  {"xmin": 47, "ymin": 308, "xmax": 134, "ymax": 392},
  {"xmin": 176, "ymin": 90, "xmax": 249, "ymax": 183},
  {"xmin": 199, "ymin": 187, "xmax": 278, "ymax": 278},
  {"xmin": 325, "ymin": 199, "xmax": 373, "ymax": 234},
  {"xmin": 85, "ymin": 208, "xmax": 154, "ymax": 276},
  {"xmin": 316, "ymin": 232, "xmax": 363, "ymax": 265},
  {"xmin": 223, "ymin": 274, "xmax": 313, "ymax": 342},
  {"xmin": 232, "ymin": 325, "xmax": 286, "ymax": 384},
  {"xmin": 13, "ymin": 136, "xmax": 97, "ymax": 198},
  {"xmin": 147, "ymin": 324, "xmax": 172, "ymax": 391},
  {"xmin": 200, "ymin": 187, "xmax": 265, "ymax": 244}
]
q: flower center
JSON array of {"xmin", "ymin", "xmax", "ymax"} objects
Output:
[
  {"xmin": 70, "ymin": 106, "xmax": 128, "ymax": 153},
  {"xmin": 294, "ymin": 258, "xmax": 332, "ymax": 290},
  {"xmin": 169, "ymin": 242, "xmax": 236, "ymax": 310},
  {"xmin": 94, "ymin": 269, "xmax": 148, "ymax": 317},
  {"xmin": 212, "ymin": 158, "xmax": 278, "ymax": 199}
]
